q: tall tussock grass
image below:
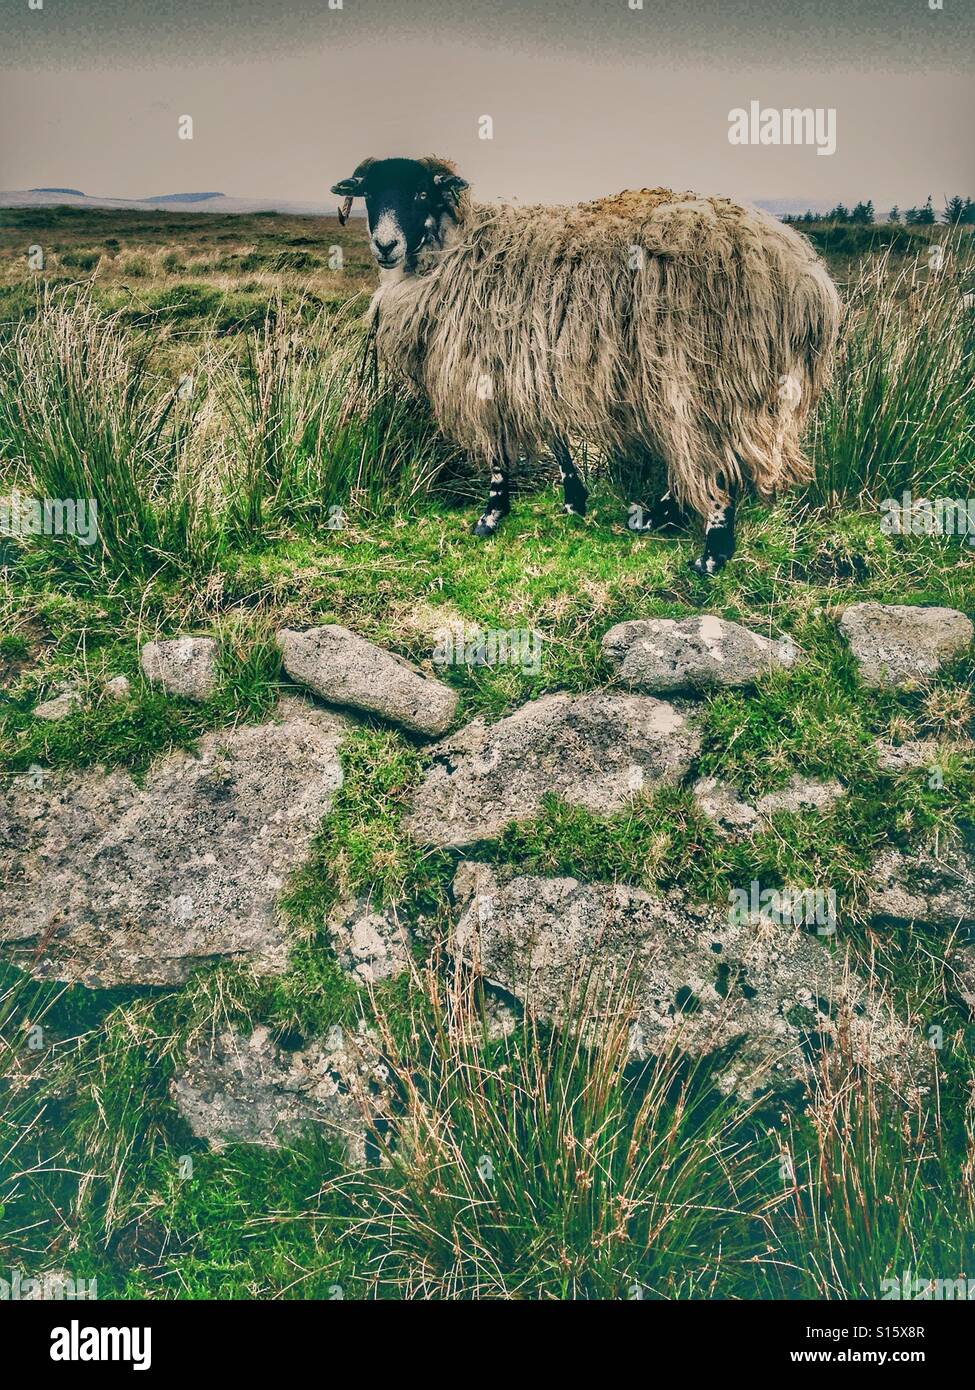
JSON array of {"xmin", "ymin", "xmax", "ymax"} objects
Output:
[
  {"xmin": 323, "ymin": 966, "xmax": 974, "ymax": 1299},
  {"xmin": 0, "ymin": 253, "xmax": 971, "ymax": 584},
  {"xmin": 810, "ymin": 243, "xmax": 975, "ymax": 501},
  {"xmin": 0, "ymin": 290, "xmax": 457, "ymax": 582},
  {"xmin": 0, "ymin": 966, "xmax": 88, "ymax": 1261},
  {"xmin": 768, "ymin": 1064, "xmax": 975, "ymax": 1298},
  {"xmin": 330, "ymin": 963, "xmax": 771, "ymax": 1299},
  {"xmin": 4, "ymin": 953, "xmax": 972, "ymax": 1298},
  {"xmin": 0, "ymin": 291, "xmax": 216, "ymax": 577},
  {"xmin": 222, "ymin": 302, "xmax": 459, "ymax": 538}
]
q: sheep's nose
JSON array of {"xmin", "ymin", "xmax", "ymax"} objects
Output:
[{"xmin": 373, "ymin": 237, "xmax": 399, "ymax": 259}]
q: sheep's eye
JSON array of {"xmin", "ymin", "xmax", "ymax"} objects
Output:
[{"xmin": 416, "ymin": 191, "xmax": 428, "ymax": 201}]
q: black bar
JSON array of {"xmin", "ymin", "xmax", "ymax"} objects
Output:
[{"xmin": 6, "ymin": 1298, "xmax": 968, "ymax": 1374}]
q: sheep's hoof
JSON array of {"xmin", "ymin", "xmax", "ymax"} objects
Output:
[
  {"xmin": 688, "ymin": 553, "xmax": 725, "ymax": 577},
  {"xmin": 474, "ymin": 516, "xmax": 500, "ymax": 538},
  {"xmin": 562, "ymin": 502, "xmax": 587, "ymax": 518}
]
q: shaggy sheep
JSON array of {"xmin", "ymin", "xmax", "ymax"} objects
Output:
[{"xmin": 332, "ymin": 156, "xmax": 841, "ymax": 574}]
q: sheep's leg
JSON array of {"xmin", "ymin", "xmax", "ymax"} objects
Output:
[
  {"xmin": 690, "ymin": 490, "xmax": 738, "ymax": 576},
  {"xmin": 474, "ymin": 460, "xmax": 511, "ymax": 538},
  {"xmin": 552, "ymin": 436, "xmax": 587, "ymax": 517}
]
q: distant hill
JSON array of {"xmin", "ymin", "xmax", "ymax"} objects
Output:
[
  {"xmin": 0, "ymin": 188, "xmax": 362, "ymax": 216},
  {"xmin": 145, "ymin": 192, "xmax": 225, "ymax": 204},
  {"xmin": 5, "ymin": 186, "xmax": 845, "ymax": 222}
]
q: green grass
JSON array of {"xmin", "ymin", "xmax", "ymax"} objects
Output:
[
  {"xmin": 795, "ymin": 219, "xmax": 954, "ymax": 261},
  {"xmin": 810, "ymin": 246, "xmax": 975, "ymax": 500},
  {"xmin": 766, "ymin": 1067, "xmax": 975, "ymax": 1298},
  {"xmin": 2, "ymin": 520, "xmax": 971, "ymax": 1300},
  {"xmin": 332, "ymin": 968, "xmax": 773, "ymax": 1299},
  {"xmin": 4, "ymin": 949, "xmax": 973, "ymax": 1299},
  {"xmin": 1, "ymin": 224, "xmax": 974, "ymax": 1299},
  {"xmin": 0, "ymin": 292, "xmax": 218, "ymax": 578}
]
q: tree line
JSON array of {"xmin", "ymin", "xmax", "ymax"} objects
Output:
[{"xmin": 788, "ymin": 195, "xmax": 975, "ymax": 226}]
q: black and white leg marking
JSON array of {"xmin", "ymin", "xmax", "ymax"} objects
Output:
[
  {"xmin": 690, "ymin": 493, "xmax": 737, "ymax": 576},
  {"xmin": 552, "ymin": 436, "xmax": 587, "ymax": 517},
  {"xmin": 474, "ymin": 461, "xmax": 511, "ymax": 537}
]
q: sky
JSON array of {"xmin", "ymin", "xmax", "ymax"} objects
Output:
[{"xmin": 1, "ymin": 0, "xmax": 972, "ymax": 211}]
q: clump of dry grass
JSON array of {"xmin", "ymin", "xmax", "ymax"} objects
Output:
[
  {"xmin": 773, "ymin": 1056, "xmax": 975, "ymax": 1298},
  {"xmin": 327, "ymin": 957, "xmax": 770, "ymax": 1299}
]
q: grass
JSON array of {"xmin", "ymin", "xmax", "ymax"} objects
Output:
[
  {"xmin": 810, "ymin": 245, "xmax": 975, "ymax": 501},
  {"xmin": 0, "ymin": 210, "xmax": 974, "ymax": 1299},
  {"xmin": 0, "ymin": 206, "xmax": 377, "ymax": 345},
  {"xmin": 766, "ymin": 1063, "xmax": 975, "ymax": 1298},
  {"xmin": 331, "ymin": 963, "xmax": 773, "ymax": 1299},
  {"xmin": 4, "ymin": 951, "xmax": 972, "ymax": 1299}
]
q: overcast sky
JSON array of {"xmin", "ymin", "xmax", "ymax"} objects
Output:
[{"xmin": 1, "ymin": 1, "xmax": 972, "ymax": 210}]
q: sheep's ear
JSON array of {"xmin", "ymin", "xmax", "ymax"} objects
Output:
[
  {"xmin": 330, "ymin": 176, "xmax": 365, "ymax": 197},
  {"xmin": 433, "ymin": 172, "xmax": 469, "ymax": 197}
]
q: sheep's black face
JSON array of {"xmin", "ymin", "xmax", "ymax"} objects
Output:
[{"xmin": 331, "ymin": 157, "xmax": 468, "ymax": 271}]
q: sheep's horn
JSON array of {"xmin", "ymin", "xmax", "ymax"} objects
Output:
[{"xmin": 337, "ymin": 197, "xmax": 353, "ymax": 226}]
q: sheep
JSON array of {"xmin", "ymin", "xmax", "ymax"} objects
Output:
[{"xmin": 331, "ymin": 156, "xmax": 841, "ymax": 574}]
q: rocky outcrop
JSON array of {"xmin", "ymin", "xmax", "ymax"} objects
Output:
[
  {"xmin": 278, "ymin": 624, "xmax": 458, "ymax": 738},
  {"xmin": 754, "ymin": 776, "xmax": 844, "ymax": 818},
  {"xmin": 172, "ymin": 1023, "xmax": 391, "ymax": 1165},
  {"xmin": 326, "ymin": 896, "xmax": 412, "ymax": 985},
  {"xmin": 452, "ymin": 864, "xmax": 913, "ymax": 1097},
  {"xmin": 691, "ymin": 777, "xmax": 759, "ymax": 835},
  {"xmin": 866, "ymin": 842, "xmax": 975, "ymax": 930},
  {"xmin": 140, "ymin": 636, "xmax": 219, "ymax": 702},
  {"xmin": 0, "ymin": 698, "xmax": 349, "ymax": 987},
  {"xmin": 405, "ymin": 692, "xmax": 700, "ymax": 848},
  {"xmin": 839, "ymin": 604, "xmax": 973, "ymax": 690},
  {"xmin": 874, "ymin": 739, "xmax": 968, "ymax": 774},
  {"xmin": 693, "ymin": 775, "xmax": 844, "ymax": 837},
  {"xmin": 601, "ymin": 615, "xmax": 800, "ymax": 693}
]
